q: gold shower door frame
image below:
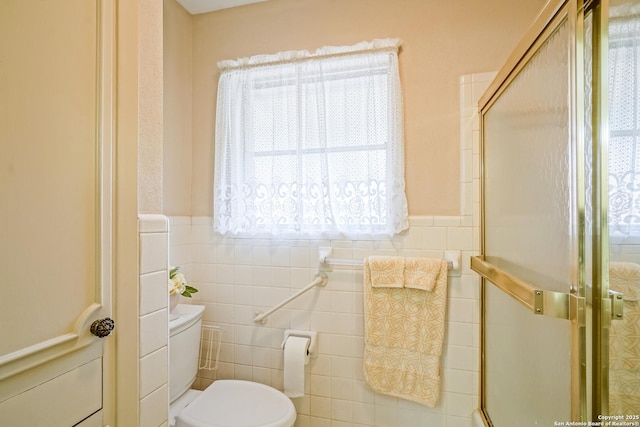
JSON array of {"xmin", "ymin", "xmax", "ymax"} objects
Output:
[{"xmin": 473, "ymin": 0, "xmax": 612, "ymax": 424}]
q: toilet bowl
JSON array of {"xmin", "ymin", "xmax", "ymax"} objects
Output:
[{"xmin": 169, "ymin": 304, "xmax": 296, "ymax": 427}]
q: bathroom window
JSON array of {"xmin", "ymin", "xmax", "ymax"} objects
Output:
[
  {"xmin": 608, "ymin": 8, "xmax": 640, "ymax": 238},
  {"xmin": 213, "ymin": 39, "xmax": 408, "ymax": 237}
]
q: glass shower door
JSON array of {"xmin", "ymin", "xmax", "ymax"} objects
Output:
[
  {"xmin": 586, "ymin": 0, "xmax": 640, "ymax": 418},
  {"xmin": 604, "ymin": 0, "xmax": 640, "ymax": 417},
  {"xmin": 473, "ymin": 1, "xmax": 585, "ymax": 424},
  {"xmin": 475, "ymin": 0, "xmax": 640, "ymax": 423}
]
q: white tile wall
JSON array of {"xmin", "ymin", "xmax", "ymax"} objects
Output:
[
  {"xmin": 169, "ymin": 216, "xmax": 475, "ymax": 427},
  {"xmin": 141, "ymin": 347, "xmax": 169, "ymax": 397},
  {"xmin": 140, "ymin": 385, "xmax": 169, "ymax": 427},
  {"xmin": 610, "ymin": 235, "xmax": 640, "ymax": 263},
  {"xmin": 139, "ymin": 214, "xmax": 169, "ymax": 427},
  {"xmin": 140, "ymin": 232, "xmax": 169, "ymax": 274},
  {"xmin": 140, "ymin": 270, "xmax": 171, "ymax": 315},
  {"xmin": 164, "ymin": 73, "xmax": 494, "ymax": 427},
  {"xmin": 140, "ymin": 309, "xmax": 169, "ymax": 357}
]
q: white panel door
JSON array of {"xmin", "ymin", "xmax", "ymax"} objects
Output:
[{"xmin": 0, "ymin": 0, "xmax": 115, "ymax": 425}]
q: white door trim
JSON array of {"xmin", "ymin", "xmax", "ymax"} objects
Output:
[{"xmin": 98, "ymin": 0, "xmax": 116, "ymax": 424}]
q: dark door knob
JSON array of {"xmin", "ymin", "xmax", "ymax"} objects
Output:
[{"xmin": 90, "ymin": 317, "xmax": 115, "ymax": 338}]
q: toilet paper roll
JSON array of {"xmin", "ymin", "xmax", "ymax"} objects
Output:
[{"xmin": 283, "ymin": 336, "xmax": 310, "ymax": 398}]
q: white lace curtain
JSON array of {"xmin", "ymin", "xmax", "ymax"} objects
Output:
[
  {"xmin": 213, "ymin": 39, "xmax": 408, "ymax": 237},
  {"xmin": 609, "ymin": 5, "xmax": 640, "ymax": 237}
]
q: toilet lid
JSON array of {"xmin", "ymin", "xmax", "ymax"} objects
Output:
[{"xmin": 176, "ymin": 380, "xmax": 297, "ymax": 427}]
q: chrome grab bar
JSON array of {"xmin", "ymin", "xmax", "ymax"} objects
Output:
[
  {"xmin": 254, "ymin": 272, "xmax": 328, "ymax": 324},
  {"xmin": 470, "ymin": 256, "xmax": 583, "ymax": 321}
]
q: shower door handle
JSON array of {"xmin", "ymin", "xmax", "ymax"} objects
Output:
[
  {"xmin": 471, "ymin": 256, "xmax": 585, "ymax": 322},
  {"xmin": 609, "ymin": 290, "xmax": 624, "ymax": 320}
]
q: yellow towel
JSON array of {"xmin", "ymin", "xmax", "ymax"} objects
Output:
[
  {"xmin": 610, "ymin": 261, "xmax": 640, "ymax": 301},
  {"xmin": 363, "ymin": 257, "xmax": 448, "ymax": 407},
  {"xmin": 404, "ymin": 257, "xmax": 446, "ymax": 291},
  {"xmin": 368, "ymin": 256, "xmax": 405, "ymax": 288},
  {"xmin": 609, "ymin": 262, "xmax": 640, "ymax": 414}
]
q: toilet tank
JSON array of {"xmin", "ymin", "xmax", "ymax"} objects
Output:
[{"xmin": 169, "ymin": 304, "xmax": 205, "ymax": 403}]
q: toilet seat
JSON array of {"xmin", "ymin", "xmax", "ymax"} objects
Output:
[{"xmin": 175, "ymin": 380, "xmax": 297, "ymax": 427}]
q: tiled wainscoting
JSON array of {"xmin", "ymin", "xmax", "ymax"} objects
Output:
[
  {"xmin": 611, "ymin": 236, "xmax": 640, "ymax": 263},
  {"xmin": 168, "ymin": 215, "xmax": 479, "ymax": 427},
  {"xmin": 138, "ymin": 214, "xmax": 170, "ymax": 427}
]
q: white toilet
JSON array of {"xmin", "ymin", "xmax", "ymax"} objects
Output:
[{"xmin": 169, "ymin": 304, "xmax": 297, "ymax": 427}]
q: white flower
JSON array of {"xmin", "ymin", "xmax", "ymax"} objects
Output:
[
  {"xmin": 169, "ymin": 283, "xmax": 184, "ymax": 296},
  {"xmin": 168, "ymin": 266, "xmax": 199, "ymax": 297}
]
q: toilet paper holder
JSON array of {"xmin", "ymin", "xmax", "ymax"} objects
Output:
[{"xmin": 282, "ymin": 329, "xmax": 318, "ymax": 357}]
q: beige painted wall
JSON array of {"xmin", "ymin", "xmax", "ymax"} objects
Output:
[
  {"xmin": 167, "ymin": 0, "xmax": 547, "ymax": 216},
  {"xmin": 164, "ymin": 0, "xmax": 193, "ymax": 216},
  {"xmin": 138, "ymin": 0, "xmax": 164, "ymax": 214}
]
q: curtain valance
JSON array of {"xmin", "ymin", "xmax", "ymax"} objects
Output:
[{"xmin": 217, "ymin": 38, "xmax": 401, "ymax": 71}]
